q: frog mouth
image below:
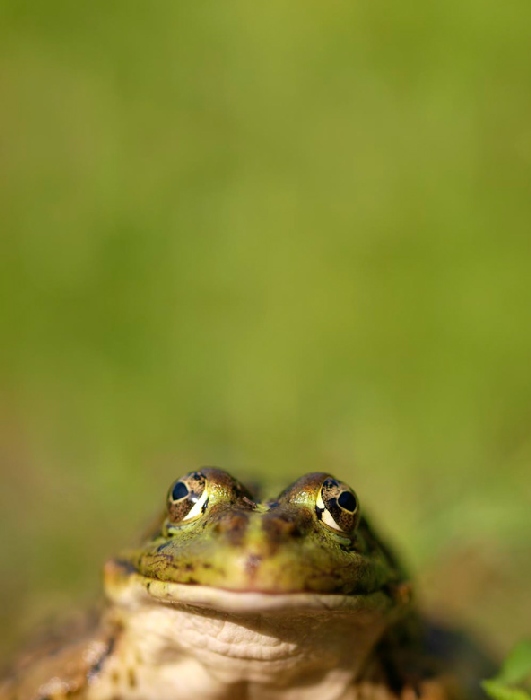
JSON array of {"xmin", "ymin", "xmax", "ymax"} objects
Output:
[
  {"xmin": 110, "ymin": 521, "xmax": 399, "ymax": 596},
  {"xmin": 104, "ymin": 559, "xmax": 400, "ymax": 614}
]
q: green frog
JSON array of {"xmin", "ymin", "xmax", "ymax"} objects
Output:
[{"xmin": 0, "ymin": 469, "xmax": 462, "ymax": 700}]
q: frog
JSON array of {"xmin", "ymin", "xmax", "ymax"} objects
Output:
[{"xmin": 0, "ymin": 468, "xmax": 465, "ymax": 700}]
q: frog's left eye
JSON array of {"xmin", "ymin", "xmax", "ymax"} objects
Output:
[
  {"xmin": 316, "ymin": 477, "xmax": 360, "ymax": 535},
  {"xmin": 166, "ymin": 471, "xmax": 210, "ymax": 524}
]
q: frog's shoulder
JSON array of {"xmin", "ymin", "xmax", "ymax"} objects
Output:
[{"xmin": 0, "ymin": 607, "xmax": 117, "ymax": 700}]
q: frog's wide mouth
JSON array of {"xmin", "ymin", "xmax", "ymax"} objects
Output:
[{"xmin": 104, "ymin": 559, "xmax": 404, "ymax": 614}]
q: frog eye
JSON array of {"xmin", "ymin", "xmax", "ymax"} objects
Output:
[
  {"xmin": 315, "ymin": 477, "xmax": 360, "ymax": 535},
  {"xmin": 167, "ymin": 471, "xmax": 210, "ymax": 524}
]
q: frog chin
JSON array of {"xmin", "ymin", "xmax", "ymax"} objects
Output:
[{"xmin": 94, "ymin": 601, "xmax": 386, "ymax": 697}]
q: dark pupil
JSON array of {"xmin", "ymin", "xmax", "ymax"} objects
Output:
[
  {"xmin": 338, "ymin": 490, "xmax": 357, "ymax": 512},
  {"xmin": 172, "ymin": 481, "xmax": 189, "ymax": 501}
]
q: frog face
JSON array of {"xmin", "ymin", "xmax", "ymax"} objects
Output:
[{"xmin": 110, "ymin": 469, "xmax": 403, "ymax": 598}]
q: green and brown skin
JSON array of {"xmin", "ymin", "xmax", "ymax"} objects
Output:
[{"xmin": 0, "ymin": 469, "xmax": 459, "ymax": 700}]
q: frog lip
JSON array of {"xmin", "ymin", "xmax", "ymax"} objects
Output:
[
  {"xmin": 106, "ymin": 526, "xmax": 391, "ymax": 599},
  {"xmin": 109, "ymin": 573, "xmax": 393, "ymax": 614},
  {"xmin": 104, "ymin": 560, "xmax": 396, "ymax": 614}
]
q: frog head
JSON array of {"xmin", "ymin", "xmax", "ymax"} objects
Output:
[{"xmin": 106, "ymin": 468, "xmax": 408, "ymax": 603}]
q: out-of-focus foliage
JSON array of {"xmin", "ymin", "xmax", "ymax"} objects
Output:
[
  {"xmin": 0, "ymin": 1, "xmax": 530, "ymax": 658},
  {"xmin": 483, "ymin": 641, "xmax": 531, "ymax": 700}
]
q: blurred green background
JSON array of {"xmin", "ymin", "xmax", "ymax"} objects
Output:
[{"xmin": 1, "ymin": 1, "xmax": 530, "ymax": 661}]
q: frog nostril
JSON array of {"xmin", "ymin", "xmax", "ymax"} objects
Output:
[{"xmin": 244, "ymin": 553, "xmax": 263, "ymax": 579}]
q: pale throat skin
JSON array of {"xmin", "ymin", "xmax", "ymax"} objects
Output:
[{"xmin": 1, "ymin": 469, "xmax": 454, "ymax": 700}]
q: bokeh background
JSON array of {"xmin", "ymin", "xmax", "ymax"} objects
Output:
[{"xmin": 1, "ymin": 1, "xmax": 530, "ymax": 662}]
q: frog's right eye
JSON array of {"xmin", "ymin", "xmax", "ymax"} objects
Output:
[
  {"xmin": 166, "ymin": 471, "xmax": 210, "ymax": 524},
  {"xmin": 315, "ymin": 477, "xmax": 360, "ymax": 536}
]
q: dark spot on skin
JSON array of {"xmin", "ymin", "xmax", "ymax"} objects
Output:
[
  {"xmin": 323, "ymin": 478, "xmax": 339, "ymax": 490},
  {"xmin": 128, "ymin": 668, "xmax": 137, "ymax": 688},
  {"xmin": 88, "ymin": 635, "xmax": 115, "ymax": 680},
  {"xmin": 203, "ymin": 562, "xmax": 212, "ymax": 569},
  {"xmin": 263, "ymin": 513, "xmax": 300, "ymax": 540},
  {"xmin": 184, "ymin": 562, "xmax": 193, "ymax": 570},
  {"xmin": 111, "ymin": 670, "xmax": 120, "ymax": 683},
  {"xmin": 111, "ymin": 559, "xmax": 137, "ymax": 575},
  {"xmin": 261, "ymin": 508, "xmax": 307, "ymax": 554},
  {"xmin": 157, "ymin": 541, "xmax": 173, "ymax": 552},
  {"xmin": 339, "ymin": 539, "xmax": 357, "ymax": 552},
  {"xmin": 187, "ymin": 577, "xmax": 200, "ymax": 585},
  {"xmin": 214, "ymin": 511, "xmax": 249, "ymax": 545},
  {"xmin": 155, "ymin": 549, "xmax": 175, "ymax": 564}
]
